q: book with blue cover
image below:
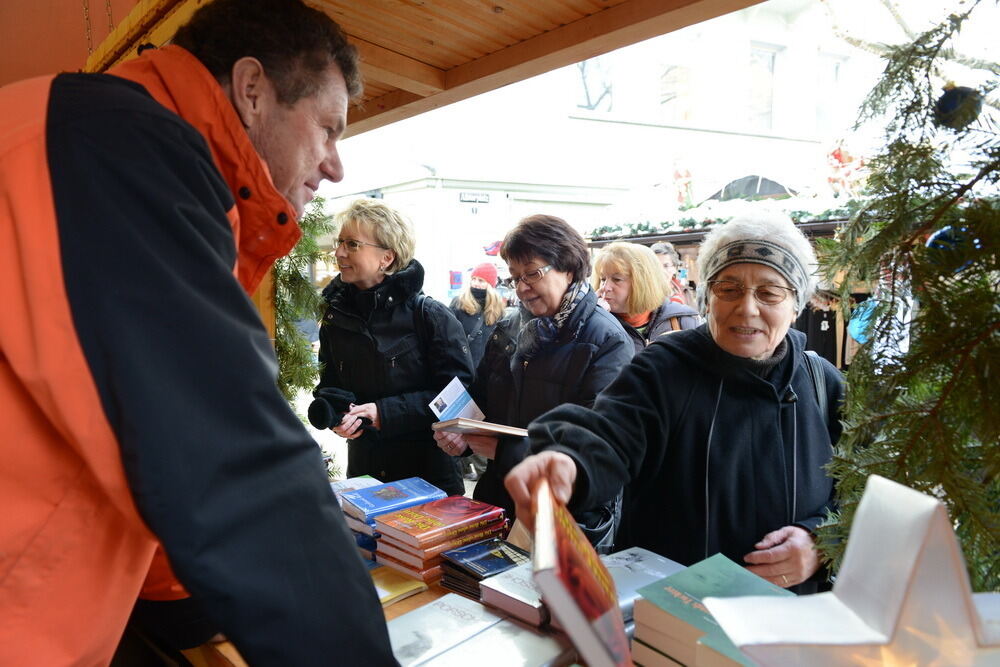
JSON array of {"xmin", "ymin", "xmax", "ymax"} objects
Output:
[
  {"xmin": 340, "ymin": 477, "xmax": 447, "ymax": 523},
  {"xmin": 442, "ymin": 538, "xmax": 530, "ymax": 579}
]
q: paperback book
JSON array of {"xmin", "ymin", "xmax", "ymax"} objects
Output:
[
  {"xmin": 481, "ymin": 546, "xmax": 685, "ymax": 629},
  {"xmin": 369, "ymin": 564, "xmax": 428, "ymax": 607},
  {"xmin": 376, "ymin": 551, "xmax": 444, "ymax": 583},
  {"xmin": 378, "ymin": 520, "xmax": 508, "ymax": 560},
  {"xmin": 532, "ymin": 479, "xmax": 630, "ymax": 667},
  {"xmin": 440, "ymin": 538, "xmax": 529, "ymax": 599},
  {"xmin": 340, "ymin": 477, "xmax": 446, "ymax": 523},
  {"xmin": 329, "ymin": 475, "xmax": 381, "ymax": 507},
  {"xmin": 375, "ymin": 496, "xmax": 505, "ymax": 548},
  {"xmin": 634, "ymin": 553, "xmax": 791, "ymax": 665}
]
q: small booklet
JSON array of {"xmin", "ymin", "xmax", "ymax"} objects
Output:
[
  {"xmin": 432, "ymin": 417, "xmax": 528, "ymax": 438},
  {"xmin": 429, "ymin": 377, "xmax": 484, "ymax": 421}
]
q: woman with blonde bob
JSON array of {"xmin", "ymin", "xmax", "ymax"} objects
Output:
[
  {"xmin": 593, "ymin": 242, "xmax": 700, "ymax": 354},
  {"xmin": 314, "ymin": 199, "xmax": 474, "ymax": 496}
]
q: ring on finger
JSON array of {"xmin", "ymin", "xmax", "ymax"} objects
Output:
[{"xmin": 781, "ymin": 574, "xmax": 788, "ymax": 585}]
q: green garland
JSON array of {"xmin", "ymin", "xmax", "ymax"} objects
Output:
[{"xmin": 815, "ymin": 1, "xmax": 999, "ymax": 591}]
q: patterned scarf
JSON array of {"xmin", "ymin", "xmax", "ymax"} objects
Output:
[{"xmin": 512, "ymin": 281, "xmax": 591, "ymax": 369}]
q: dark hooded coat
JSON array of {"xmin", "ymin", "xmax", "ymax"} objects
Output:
[
  {"xmin": 318, "ymin": 260, "xmax": 474, "ymax": 496},
  {"xmin": 529, "ymin": 326, "xmax": 843, "ymax": 593}
]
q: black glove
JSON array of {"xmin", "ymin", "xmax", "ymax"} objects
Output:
[{"xmin": 307, "ymin": 387, "xmax": 374, "ymax": 431}]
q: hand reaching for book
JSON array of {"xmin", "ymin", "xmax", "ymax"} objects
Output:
[
  {"xmin": 504, "ymin": 451, "xmax": 578, "ymax": 532},
  {"xmin": 742, "ymin": 525, "xmax": 820, "ymax": 588}
]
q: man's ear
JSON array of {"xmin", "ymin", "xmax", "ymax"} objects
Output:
[{"xmin": 227, "ymin": 57, "xmax": 270, "ymax": 129}]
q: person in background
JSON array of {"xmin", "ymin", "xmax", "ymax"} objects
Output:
[
  {"xmin": 434, "ymin": 215, "xmax": 633, "ymax": 551},
  {"xmin": 593, "ymin": 242, "xmax": 700, "ymax": 353},
  {"xmin": 318, "ymin": 199, "xmax": 474, "ymax": 497},
  {"xmin": 652, "ymin": 240, "xmax": 697, "ymax": 309},
  {"xmin": 450, "ymin": 262, "xmax": 506, "ymax": 366},
  {"xmin": 0, "ymin": 0, "xmax": 398, "ymax": 663},
  {"xmin": 506, "ymin": 214, "xmax": 844, "ymax": 593},
  {"xmin": 450, "ymin": 262, "xmax": 507, "ymax": 481}
]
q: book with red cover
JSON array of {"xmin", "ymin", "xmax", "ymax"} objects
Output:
[
  {"xmin": 375, "ymin": 496, "xmax": 505, "ymax": 548},
  {"xmin": 376, "ymin": 540, "xmax": 445, "ymax": 570},
  {"xmin": 532, "ymin": 479, "xmax": 630, "ymax": 667},
  {"xmin": 376, "ymin": 551, "xmax": 443, "ymax": 583},
  {"xmin": 378, "ymin": 519, "xmax": 508, "ymax": 559}
]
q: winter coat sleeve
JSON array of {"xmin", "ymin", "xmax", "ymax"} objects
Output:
[
  {"xmin": 376, "ymin": 299, "xmax": 475, "ymax": 438},
  {"xmin": 528, "ymin": 345, "xmax": 671, "ymax": 514},
  {"xmin": 47, "ymin": 97, "xmax": 395, "ymax": 664}
]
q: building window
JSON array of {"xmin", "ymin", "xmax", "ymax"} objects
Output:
[{"xmin": 749, "ymin": 44, "xmax": 779, "ymax": 131}]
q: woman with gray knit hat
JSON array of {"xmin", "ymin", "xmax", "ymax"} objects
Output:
[{"xmin": 504, "ymin": 213, "xmax": 845, "ymax": 594}]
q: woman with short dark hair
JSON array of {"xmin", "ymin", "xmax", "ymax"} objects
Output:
[{"xmin": 435, "ymin": 214, "xmax": 633, "ymax": 551}]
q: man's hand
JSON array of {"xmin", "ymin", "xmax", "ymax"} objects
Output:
[
  {"xmin": 503, "ymin": 452, "xmax": 577, "ymax": 532},
  {"xmin": 743, "ymin": 525, "xmax": 820, "ymax": 588}
]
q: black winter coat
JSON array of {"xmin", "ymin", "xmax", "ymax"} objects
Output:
[
  {"xmin": 448, "ymin": 295, "xmax": 498, "ymax": 367},
  {"xmin": 470, "ymin": 289, "xmax": 633, "ymax": 519},
  {"xmin": 529, "ymin": 326, "xmax": 843, "ymax": 593},
  {"xmin": 617, "ymin": 298, "xmax": 700, "ymax": 354},
  {"xmin": 318, "ymin": 260, "xmax": 474, "ymax": 496}
]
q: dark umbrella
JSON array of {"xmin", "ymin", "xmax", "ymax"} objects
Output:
[{"xmin": 706, "ymin": 175, "xmax": 797, "ymax": 201}]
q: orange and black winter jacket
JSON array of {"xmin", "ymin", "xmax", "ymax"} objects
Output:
[{"xmin": 0, "ymin": 46, "xmax": 395, "ymax": 665}]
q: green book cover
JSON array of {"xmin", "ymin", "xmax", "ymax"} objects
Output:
[{"xmin": 636, "ymin": 553, "xmax": 792, "ymax": 637}]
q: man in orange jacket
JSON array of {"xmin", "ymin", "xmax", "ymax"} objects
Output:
[{"xmin": 0, "ymin": 0, "xmax": 397, "ymax": 663}]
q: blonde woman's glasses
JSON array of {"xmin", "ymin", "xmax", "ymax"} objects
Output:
[{"xmin": 334, "ymin": 238, "xmax": 387, "ymax": 252}]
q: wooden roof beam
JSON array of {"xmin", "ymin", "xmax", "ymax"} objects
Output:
[{"xmin": 353, "ymin": 39, "xmax": 445, "ymax": 97}]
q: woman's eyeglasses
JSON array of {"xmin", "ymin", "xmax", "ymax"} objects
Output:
[
  {"xmin": 333, "ymin": 238, "xmax": 387, "ymax": 252},
  {"xmin": 708, "ymin": 280, "xmax": 796, "ymax": 306},
  {"xmin": 500, "ymin": 265, "xmax": 552, "ymax": 288}
]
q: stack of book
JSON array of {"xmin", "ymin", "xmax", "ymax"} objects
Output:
[
  {"xmin": 479, "ymin": 546, "xmax": 684, "ymax": 630},
  {"xmin": 330, "ymin": 475, "xmax": 383, "ymax": 560},
  {"xmin": 440, "ymin": 537, "xmax": 530, "ymax": 599},
  {"xmin": 338, "ymin": 477, "xmax": 447, "ymax": 560},
  {"xmin": 374, "ymin": 496, "xmax": 506, "ymax": 583},
  {"xmin": 632, "ymin": 553, "xmax": 793, "ymax": 666}
]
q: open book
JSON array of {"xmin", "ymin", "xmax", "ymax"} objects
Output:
[{"xmin": 432, "ymin": 417, "xmax": 528, "ymax": 438}]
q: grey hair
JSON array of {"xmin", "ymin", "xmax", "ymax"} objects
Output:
[{"xmin": 695, "ymin": 213, "xmax": 817, "ymax": 315}]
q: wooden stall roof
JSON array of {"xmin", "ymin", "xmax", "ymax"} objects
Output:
[{"xmin": 70, "ymin": 0, "xmax": 761, "ymax": 138}]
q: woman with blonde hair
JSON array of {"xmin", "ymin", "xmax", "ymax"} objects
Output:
[
  {"xmin": 313, "ymin": 199, "xmax": 474, "ymax": 496},
  {"xmin": 450, "ymin": 262, "xmax": 507, "ymax": 367},
  {"xmin": 593, "ymin": 242, "xmax": 699, "ymax": 353}
]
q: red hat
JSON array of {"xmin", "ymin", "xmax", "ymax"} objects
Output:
[{"xmin": 471, "ymin": 262, "xmax": 498, "ymax": 287}]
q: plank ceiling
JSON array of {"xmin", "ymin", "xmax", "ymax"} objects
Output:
[{"xmin": 2, "ymin": 0, "xmax": 760, "ymax": 137}]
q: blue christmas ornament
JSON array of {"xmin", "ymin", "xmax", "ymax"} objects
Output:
[
  {"xmin": 933, "ymin": 84, "xmax": 982, "ymax": 130},
  {"xmin": 925, "ymin": 225, "xmax": 982, "ymax": 272}
]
